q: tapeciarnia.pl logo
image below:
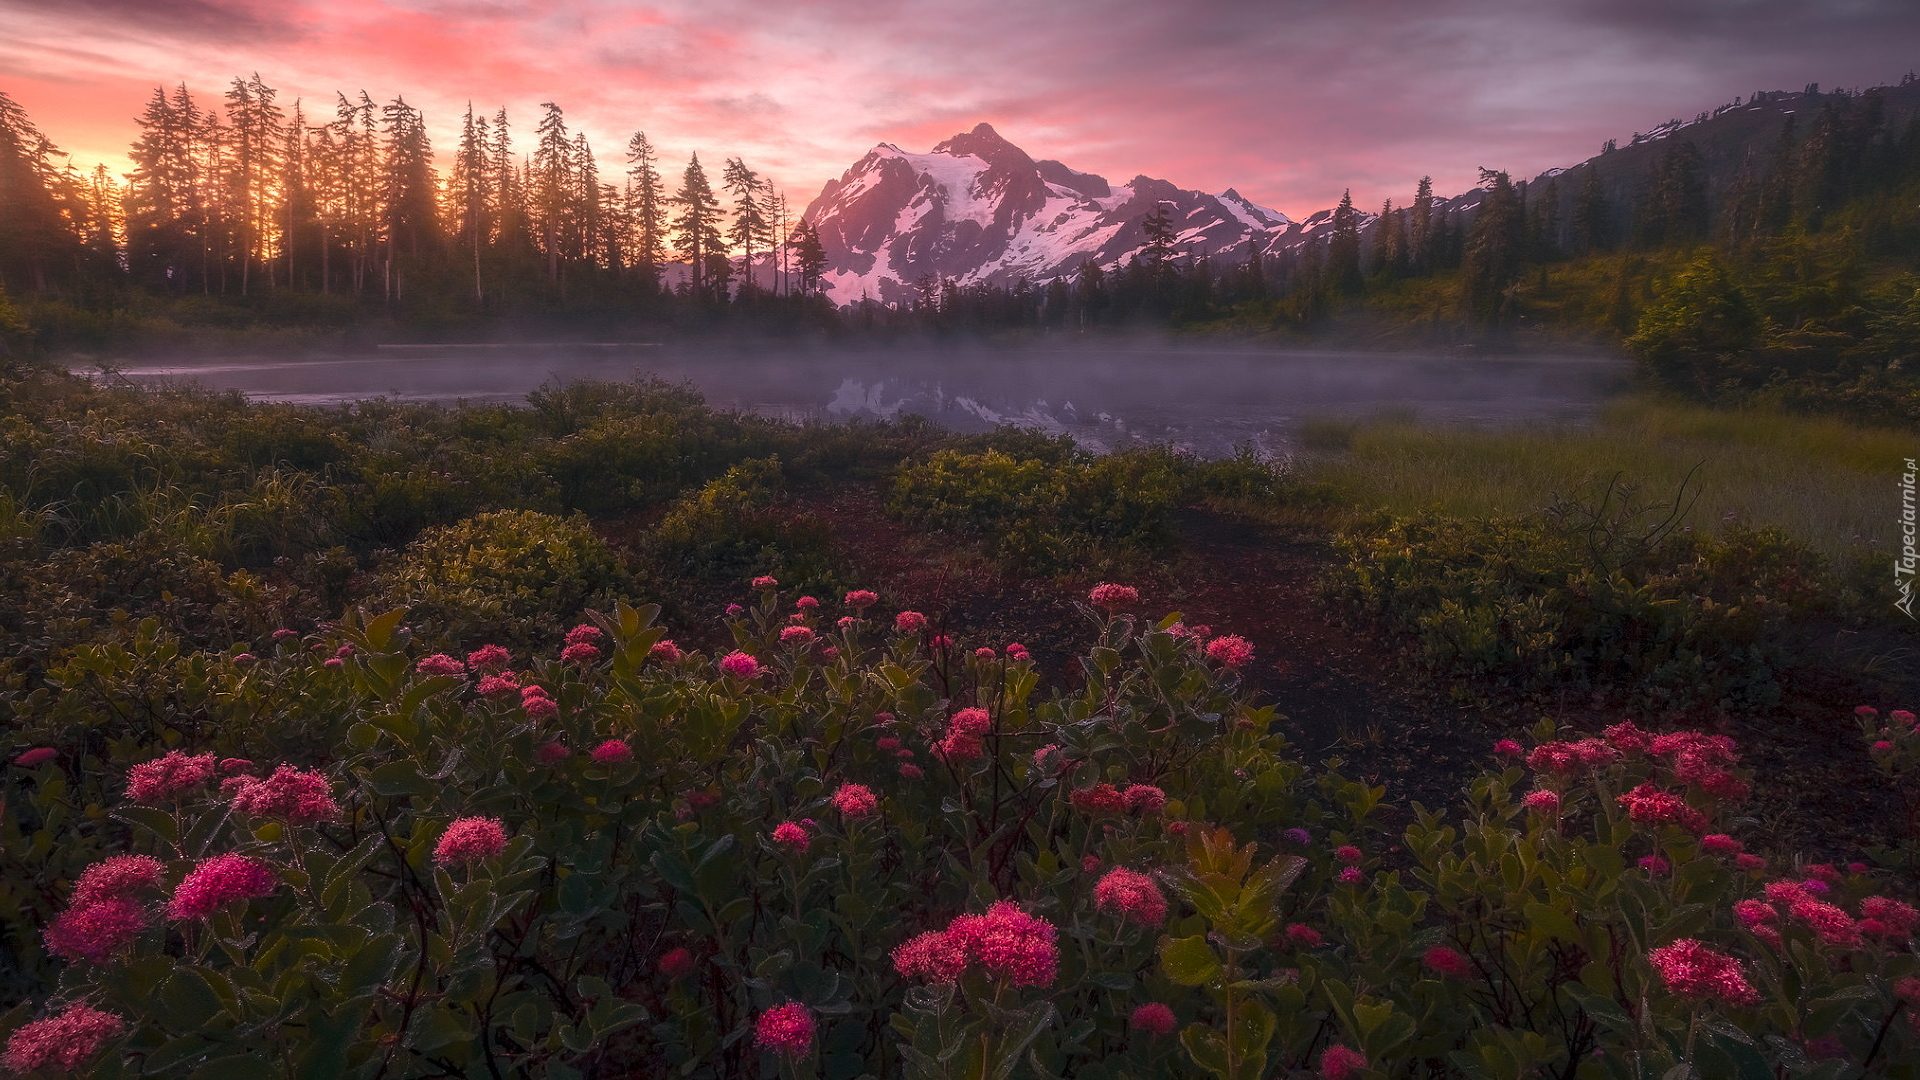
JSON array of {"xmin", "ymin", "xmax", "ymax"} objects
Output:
[{"xmin": 1899, "ymin": 457, "xmax": 1917, "ymax": 619}]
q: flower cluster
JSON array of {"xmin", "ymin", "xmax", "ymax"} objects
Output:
[
  {"xmin": 754, "ymin": 1002, "xmax": 814, "ymax": 1057},
  {"xmin": 227, "ymin": 765, "xmax": 341, "ymax": 825},
  {"xmin": 831, "ymin": 783, "xmax": 878, "ymax": 818},
  {"xmin": 1616, "ymin": 783, "xmax": 1708, "ymax": 834},
  {"xmin": 467, "ymin": 644, "xmax": 510, "ymax": 670},
  {"xmin": 2, "ymin": 1002, "xmax": 126, "ymax": 1075},
  {"xmin": 521, "ymin": 683, "xmax": 557, "ymax": 719},
  {"xmin": 126, "ymin": 751, "xmax": 217, "ymax": 804},
  {"xmin": 415, "ymin": 653, "xmax": 466, "ymax": 677},
  {"xmin": 771, "ymin": 821, "xmax": 811, "ymax": 853},
  {"xmin": 1093, "ymin": 867, "xmax": 1168, "ymax": 926},
  {"xmin": 1647, "ymin": 939, "xmax": 1759, "ymax": 1006},
  {"xmin": 934, "ymin": 708, "xmax": 992, "ymax": 762},
  {"xmin": 166, "ymin": 854, "xmax": 278, "ymax": 920},
  {"xmin": 893, "ymin": 901, "xmax": 1060, "ymax": 988},
  {"xmin": 719, "ymin": 651, "xmax": 761, "ymax": 679},
  {"xmin": 1069, "ymin": 783, "xmax": 1166, "ymax": 816},
  {"xmin": 1204, "ymin": 635, "xmax": 1254, "ymax": 668},
  {"xmin": 1088, "ymin": 582, "xmax": 1139, "ymax": 610},
  {"xmin": 435, "ymin": 817, "xmax": 508, "ymax": 864}
]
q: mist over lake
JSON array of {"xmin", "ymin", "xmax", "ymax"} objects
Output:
[{"xmin": 95, "ymin": 345, "xmax": 1629, "ymax": 457}]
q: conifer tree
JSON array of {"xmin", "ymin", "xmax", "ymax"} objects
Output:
[
  {"xmin": 451, "ymin": 104, "xmax": 492, "ymax": 300},
  {"xmin": 787, "ymin": 218, "xmax": 825, "ymax": 295},
  {"xmin": 281, "ymin": 100, "xmax": 313, "ymax": 289},
  {"xmin": 1409, "ymin": 176, "xmax": 1434, "ymax": 274},
  {"xmin": 0, "ymin": 92, "xmax": 86, "ymax": 294},
  {"xmin": 1462, "ymin": 168, "xmax": 1525, "ymax": 327},
  {"xmin": 1371, "ymin": 199, "xmax": 1404, "ymax": 278},
  {"xmin": 126, "ymin": 85, "xmax": 202, "ymax": 288},
  {"xmin": 533, "ymin": 103, "xmax": 573, "ymax": 283},
  {"xmin": 380, "ymin": 97, "xmax": 439, "ymax": 270},
  {"xmin": 625, "ymin": 131, "xmax": 668, "ymax": 290},
  {"xmin": 224, "ymin": 73, "xmax": 284, "ymax": 294},
  {"xmin": 1571, "ymin": 168, "xmax": 1610, "ymax": 254},
  {"xmin": 1325, "ymin": 189, "xmax": 1363, "ymax": 294},
  {"xmin": 671, "ymin": 153, "xmax": 724, "ymax": 300},
  {"xmin": 722, "ymin": 157, "xmax": 771, "ymax": 294}
]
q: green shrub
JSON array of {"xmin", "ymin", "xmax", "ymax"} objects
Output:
[
  {"xmin": 376, "ymin": 509, "xmax": 634, "ymax": 646},
  {"xmin": 646, "ymin": 457, "xmax": 845, "ymax": 595}
]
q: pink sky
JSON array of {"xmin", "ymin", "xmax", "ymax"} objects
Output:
[{"xmin": 2, "ymin": 0, "xmax": 1912, "ymax": 218}]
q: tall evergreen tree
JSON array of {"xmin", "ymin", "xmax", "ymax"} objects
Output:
[
  {"xmin": 1462, "ymin": 168, "xmax": 1525, "ymax": 327},
  {"xmin": 787, "ymin": 218, "xmax": 825, "ymax": 295},
  {"xmin": 1325, "ymin": 189, "xmax": 1363, "ymax": 294},
  {"xmin": 625, "ymin": 131, "xmax": 667, "ymax": 291},
  {"xmin": 224, "ymin": 73, "xmax": 284, "ymax": 294},
  {"xmin": 671, "ymin": 153, "xmax": 723, "ymax": 301},
  {"xmin": 1571, "ymin": 168, "xmax": 1610, "ymax": 254},
  {"xmin": 0, "ymin": 91, "xmax": 86, "ymax": 294},
  {"xmin": 533, "ymin": 103, "xmax": 573, "ymax": 283},
  {"xmin": 1371, "ymin": 199, "xmax": 1404, "ymax": 278},
  {"xmin": 722, "ymin": 157, "xmax": 771, "ymax": 294},
  {"xmin": 450, "ymin": 104, "xmax": 492, "ymax": 301},
  {"xmin": 126, "ymin": 85, "xmax": 202, "ymax": 289},
  {"xmin": 1409, "ymin": 176, "xmax": 1435, "ymax": 273},
  {"xmin": 380, "ymin": 97, "xmax": 439, "ymax": 273}
]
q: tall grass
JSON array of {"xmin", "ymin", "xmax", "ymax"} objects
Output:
[{"xmin": 1299, "ymin": 397, "xmax": 1910, "ymax": 560}]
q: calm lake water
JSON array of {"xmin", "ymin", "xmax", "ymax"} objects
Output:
[{"xmin": 92, "ymin": 344, "xmax": 1630, "ymax": 458}]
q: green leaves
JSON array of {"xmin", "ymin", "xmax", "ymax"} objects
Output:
[{"xmin": 1160, "ymin": 934, "xmax": 1224, "ymax": 987}]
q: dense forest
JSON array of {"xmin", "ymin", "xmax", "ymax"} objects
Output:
[{"xmin": 2, "ymin": 77, "xmax": 1920, "ymax": 421}]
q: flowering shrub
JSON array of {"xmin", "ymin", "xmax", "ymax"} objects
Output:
[{"xmin": 1, "ymin": 592, "xmax": 1916, "ymax": 1080}]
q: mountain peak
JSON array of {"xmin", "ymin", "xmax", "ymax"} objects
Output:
[{"xmin": 931, "ymin": 122, "xmax": 1028, "ymax": 164}]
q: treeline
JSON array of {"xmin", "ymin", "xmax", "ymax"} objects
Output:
[{"xmin": 0, "ymin": 78, "xmax": 832, "ymax": 325}]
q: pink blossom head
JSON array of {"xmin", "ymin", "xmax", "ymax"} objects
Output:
[
  {"xmin": 795, "ymin": 596, "xmax": 819, "ymax": 612},
  {"xmin": 892, "ymin": 929, "xmax": 971, "ymax": 983},
  {"xmin": 1283, "ymin": 827, "xmax": 1312, "ymax": 846},
  {"xmin": 1334, "ymin": 845, "xmax": 1363, "ymax": 866},
  {"xmin": 650, "ymin": 640, "xmax": 684, "ymax": 662},
  {"xmin": 1422, "ymin": 945, "xmax": 1474, "ymax": 980},
  {"xmin": 1094, "ymin": 867, "xmax": 1169, "ymax": 926},
  {"xmin": 831, "ymin": 783, "xmax": 878, "ymax": 818},
  {"xmin": 1861, "ymin": 897, "xmax": 1920, "ymax": 937},
  {"xmin": 227, "ymin": 765, "xmax": 341, "ymax": 825},
  {"xmin": 590, "ymin": 739, "xmax": 633, "ymax": 766},
  {"xmin": 324, "ymin": 657, "xmax": 345, "ymax": 670},
  {"xmin": 836, "ymin": 616, "xmax": 859, "ymax": 631},
  {"xmin": 1285, "ymin": 923, "xmax": 1323, "ymax": 949},
  {"xmin": 719, "ymin": 651, "xmax": 761, "ymax": 679},
  {"xmin": 894, "ymin": 611, "xmax": 928, "ymax": 634},
  {"xmin": 534, "ymin": 741, "xmax": 570, "ymax": 765},
  {"xmin": 522, "ymin": 692, "xmax": 559, "ymax": 720},
  {"xmin": 272, "ymin": 628, "xmax": 299, "ymax": 642},
  {"xmin": 1122, "ymin": 784, "xmax": 1167, "ymax": 815},
  {"xmin": 1, "ymin": 1002, "xmax": 126, "ymax": 1076},
  {"xmin": 126, "ymin": 751, "xmax": 217, "ymax": 804},
  {"xmin": 45, "ymin": 897, "xmax": 147, "ymax": 964},
  {"xmin": 1639, "ymin": 855, "xmax": 1671, "ymax": 876},
  {"xmin": 415, "ymin": 653, "xmax": 465, "ymax": 677},
  {"xmin": 753, "ymin": 1003, "xmax": 813, "ymax": 1058},
  {"xmin": 1874, "ymin": 740, "xmax": 1896, "ymax": 754},
  {"xmin": 72, "ymin": 856, "xmax": 166, "ymax": 906},
  {"xmin": 658, "ymin": 947, "xmax": 696, "ymax": 979},
  {"xmin": 780, "ymin": 626, "xmax": 816, "ymax": 647},
  {"xmin": 1617, "ymin": 783, "xmax": 1708, "ymax": 834},
  {"xmin": 1735, "ymin": 853, "xmax": 1767, "ymax": 872},
  {"xmin": 771, "ymin": 821, "xmax": 811, "ymax": 854},
  {"xmin": 13, "ymin": 747, "xmax": 56, "ymax": 768},
  {"xmin": 559, "ymin": 642, "xmax": 601, "ymax": 665},
  {"xmin": 435, "ymin": 817, "xmax": 508, "ymax": 864},
  {"xmin": 844, "ymin": 589, "xmax": 878, "ymax": 609},
  {"xmin": 725, "ymin": 604, "xmax": 745, "ymax": 618},
  {"xmin": 1006, "ymin": 643, "xmax": 1030, "ymax": 661},
  {"xmin": 1070, "ymin": 784, "xmax": 1126, "ymax": 815},
  {"xmin": 1204, "ymin": 635, "xmax": 1254, "ymax": 668},
  {"xmin": 1854, "ymin": 705, "xmax": 1879, "ymax": 718},
  {"xmin": 1319, "ymin": 1045, "xmax": 1368, "ymax": 1080},
  {"xmin": 476, "ymin": 673, "xmax": 521, "ymax": 696},
  {"xmin": 948, "ymin": 901, "xmax": 1060, "ymax": 987},
  {"xmin": 1128, "ymin": 1003, "xmax": 1176, "ymax": 1037},
  {"xmin": 1647, "ymin": 939, "xmax": 1760, "ymax": 1006},
  {"xmin": 467, "ymin": 644, "xmax": 510, "ymax": 670},
  {"xmin": 1337, "ymin": 867, "xmax": 1364, "ymax": 886},
  {"xmin": 1081, "ymin": 854, "xmax": 1102, "ymax": 873},
  {"xmin": 898, "ymin": 763, "xmax": 924, "ymax": 780},
  {"xmin": 1891, "ymin": 710, "xmax": 1916, "ymax": 727},
  {"xmin": 752, "ymin": 575, "xmax": 779, "ymax": 590},
  {"xmin": 1492, "ymin": 739, "xmax": 1524, "ymax": 758},
  {"xmin": 167, "ymin": 854, "xmax": 278, "ymax": 920},
  {"xmin": 565, "ymin": 624, "xmax": 603, "ymax": 646},
  {"xmin": 974, "ymin": 646, "xmax": 996, "ymax": 659},
  {"xmin": 1605, "ymin": 721, "xmax": 1652, "ymax": 754},
  {"xmin": 1088, "ymin": 582, "xmax": 1139, "ymax": 610},
  {"xmin": 1701, "ymin": 834, "xmax": 1744, "ymax": 855},
  {"xmin": 1523, "ymin": 790, "xmax": 1561, "ymax": 814}
]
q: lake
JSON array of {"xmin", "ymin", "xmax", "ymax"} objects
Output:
[{"xmin": 90, "ymin": 343, "xmax": 1630, "ymax": 458}]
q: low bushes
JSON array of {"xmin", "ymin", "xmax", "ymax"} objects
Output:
[{"xmin": 1, "ymin": 588, "xmax": 1915, "ymax": 1079}]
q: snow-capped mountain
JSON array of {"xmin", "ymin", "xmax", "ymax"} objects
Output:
[{"xmin": 803, "ymin": 123, "xmax": 1299, "ymax": 306}]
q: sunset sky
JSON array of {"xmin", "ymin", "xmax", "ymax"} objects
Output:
[{"xmin": 1, "ymin": 0, "xmax": 1913, "ymax": 219}]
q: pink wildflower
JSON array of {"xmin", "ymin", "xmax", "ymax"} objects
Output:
[
  {"xmin": 1335, "ymin": 845, "xmax": 1363, "ymax": 866},
  {"xmin": 534, "ymin": 741, "xmax": 570, "ymax": 765},
  {"xmin": 1639, "ymin": 855, "xmax": 1671, "ymax": 875},
  {"xmin": 1734, "ymin": 899, "xmax": 1779, "ymax": 928},
  {"xmin": 565, "ymin": 624, "xmax": 602, "ymax": 646},
  {"xmin": 685, "ymin": 791, "xmax": 720, "ymax": 812},
  {"xmin": 1492, "ymin": 739, "xmax": 1524, "ymax": 757},
  {"xmin": 658, "ymin": 947, "xmax": 696, "ymax": 979},
  {"xmin": 1423, "ymin": 945, "xmax": 1475, "ymax": 980},
  {"xmin": 71, "ymin": 856, "xmax": 165, "ymax": 906},
  {"xmin": 476, "ymin": 673, "xmax": 521, "ymax": 696},
  {"xmin": 831, "ymin": 783, "xmax": 878, "ymax": 818},
  {"xmin": 1031, "ymin": 743, "xmax": 1058, "ymax": 769},
  {"xmin": 1875, "ymin": 740, "xmax": 1896, "ymax": 753},
  {"xmin": 435, "ymin": 817, "xmax": 508, "ymax": 864},
  {"xmin": 1285, "ymin": 923, "xmax": 1323, "ymax": 948},
  {"xmin": 126, "ymin": 751, "xmax": 217, "ymax": 804},
  {"xmin": 591, "ymin": 739, "xmax": 633, "ymax": 766},
  {"xmin": 166, "ymin": 854, "xmax": 277, "ymax": 920},
  {"xmin": 892, "ymin": 930, "xmax": 972, "ymax": 983},
  {"xmin": 467, "ymin": 644, "xmax": 510, "ymax": 670},
  {"xmin": 1735, "ymin": 853, "xmax": 1767, "ymax": 871},
  {"xmin": 1605, "ymin": 721, "xmax": 1652, "ymax": 754},
  {"xmin": 1320, "ymin": 1045, "xmax": 1368, "ymax": 1080},
  {"xmin": 780, "ymin": 626, "xmax": 816, "ymax": 647},
  {"xmin": 1081, "ymin": 855, "xmax": 1102, "ymax": 873},
  {"xmin": 899, "ymin": 764, "xmax": 924, "ymax": 780},
  {"xmin": 974, "ymin": 646, "xmax": 996, "ymax": 658},
  {"xmin": 1070, "ymin": 784, "xmax": 1126, "ymax": 815},
  {"xmin": 1647, "ymin": 939, "xmax": 1760, "ymax": 1006},
  {"xmin": 930, "ymin": 634, "xmax": 951, "ymax": 650},
  {"xmin": 1855, "ymin": 705, "xmax": 1879, "ymax": 718},
  {"xmin": 272, "ymin": 628, "xmax": 299, "ymax": 642},
  {"xmin": 1, "ymin": 1002, "xmax": 126, "ymax": 1075},
  {"xmin": 1129, "ymin": 1003, "xmax": 1176, "ymax": 1037},
  {"xmin": 227, "ymin": 765, "xmax": 340, "ymax": 825},
  {"xmin": 1166, "ymin": 821, "xmax": 1189, "ymax": 836},
  {"xmin": 560, "ymin": 642, "xmax": 601, "ymax": 665},
  {"xmin": 335, "ymin": 643, "xmax": 355, "ymax": 658},
  {"xmin": 771, "ymin": 821, "xmax": 811, "ymax": 854},
  {"xmin": 13, "ymin": 747, "xmax": 56, "ymax": 768},
  {"xmin": 1094, "ymin": 867, "xmax": 1169, "ymax": 926},
  {"xmin": 877, "ymin": 736, "xmax": 902, "ymax": 752},
  {"xmin": 1122, "ymin": 784, "xmax": 1166, "ymax": 815},
  {"xmin": 1007, "ymin": 643, "xmax": 1030, "ymax": 661},
  {"xmin": 1789, "ymin": 899, "xmax": 1859, "ymax": 946},
  {"xmin": 522, "ymin": 693, "xmax": 558, "ymax": 720},
  {"xmin": 1617, "ymin": 783, "xmax": 1708, "ymax": 834},
  {"xmin": 726, "ymin": 603, "xmax": 745, "ymax": 618},
  {"xmin": 836, "ymin": 616, "xmax": 859, "ymax": 631},
  {"xmin": 944, "ymin": 901, "xmax": 1060, "ymax": 987},
  {"xmin": 650, "ymin": 640, "xmax": 684, "ymax": 662},
  {"xmin": 1861, "ymin": 897, "xmax": 1920, "ymax": 937},
  {"xmin": 719, "ymin": 651, "xmax": 761, "ymax": 679},
  {"xmin": 45, "ymin": 898, "xmax": 147, "ymax": 964},
  {"xmin": 795, "ymin": 596, "xmax": 819, "ymax": 612},
  {"xmin": 1892, "ymin": 710, "xmax": 1916, "ymax": 726},
  {"xmin": 754, "ymin": 1003, "xmax": 814, "ymax": 1057},
  {"xmin": 844, "ymin": 589, "xmax": 878, "ymax": 609},
  {"xmin": 935, "ymin": 708, "xmax": 992, "ymax": 762},
  {"xmin": 752, "ymin": 575, "xmax": 779, "ymax": 589},
  {"xmin": 895, "ymin": 611, "xmax": 928, "ymax": 633},
  {"xmin": 1088, "ymin": 583, "xmax": 1139, "ymax": 610},
  {"xmin": 1701, "ymin": 834, "xmax": 1743, "ymax": 855},
  {"xmin": 1204, "ymin": 635, "xmax": 1254, "ymax": 668},
  {"xmin": 323, "ymin": 657, "xmax": 344, "ymax": 670},
  {"xmin": 416, "ymin": 653, "xmax": 465, "ymax": 677},
  {"xmin": 1523, "ymin": 790, "xmax": 1561, "ymax": 814},
  {"xmin": 1337, "ymin": 867, "xmax": 1364, "ymax": 885}
]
